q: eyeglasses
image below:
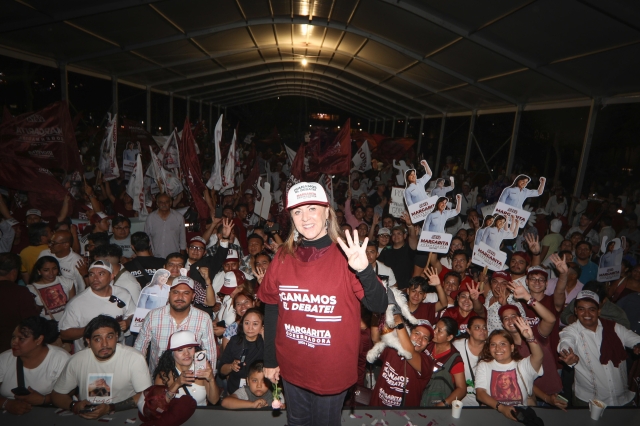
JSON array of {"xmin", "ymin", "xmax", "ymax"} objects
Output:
[
  {"xmin": 188, "ymin": 245, "xmax": 205, "ymax": 251},
  {"xmin": 109, "ymin": 295, "xmax": 126, "ymax": 308},
  {"xmin": 528, "ymin": 277, "xmax": 547, "ymax": 283}
]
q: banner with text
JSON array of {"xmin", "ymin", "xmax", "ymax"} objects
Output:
[
  {"xmin": 417, "ymin": 231, "xmax": 452, "ymax": 254},
  {"xmin": 472, "ymin": 242, "xmax": 507, "ymax": 272}
]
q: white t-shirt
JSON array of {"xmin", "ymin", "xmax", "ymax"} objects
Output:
[
  {"xmin": 375, "ymin": 261, "xmax": 397, "ymax": 288},
  {"xmin": 452, "ymin": 339, "xmax": 480, "ymax": 407},
  {"xmin": 113, "ymin": 267, "xmax": 141, "ymax": 305},
  {"xmin": 0, "ymin": 345, "xmax": 70, "ymax": 399},
  {"xmin": 38, "ymin": 249, "xmax": 86, "ymax": 294},
  {"xmin": 28, "ymin": 276, "xmax": 75, "ymax": 321},
  {"xmin": 58, "ymin": 285, "xmax": 136, "ymax": 353},
  {"xmin": 475, "ymin": 357, "xmax": 542, "ymax": 406},
  {"xmin": 110, "ymin": 235, "xmax": 134, "ymax": 259},
  {"xmin": 53, "ymin": 344, "xmax": 151, "ymax": 405}
]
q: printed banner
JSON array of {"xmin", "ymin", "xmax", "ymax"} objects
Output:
[
  {"xmin": 206, "ymin": 114, "xmax": 224, "ymax": 190},
  {"xmin": 254, "ymin": 177, "xmax": 272, "ymax": 220},
  {"xmin": 406, "ymin": 195, "xmax": 438, "ymax": 224},
  {"xmin": 417, "ymin": 231, "xmax": 452, "ymax": 253},
  {"xmin": 98, "ymin": 113, "xmax": 119, "ymax": 181},
  {"xmin": 493, "ymin": 201, "xmax": 530, "ymax": 229},
  {"xmin": 472, "ymin": 241, "xmax": 507, "ymax": 271},
  {"xmin": 597, "ymin": 265, "xmax": 622, "ymax": 283},
  {"xmin": 389, "ymin": 187, "xmax": 407, "ymax": 218},
  {"xmin": 597, "ymin": 236, "xmax": 625, "ymax": 282},
  {"xmin": 352, "ymin": 140, "xmax": 371, "ymax": 172},
  {"xmin": 130, "ymin": 307, "xmax": 150, "ymax": 333}
]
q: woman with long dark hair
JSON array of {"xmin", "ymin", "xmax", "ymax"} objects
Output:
[
  {"xmin": 219, "ymin": 308, "xmax": 264, "ymax": 395},
  {"xmin": 404, "ymin": 160, "xmax": 433, "ymax": 205},
  {"xmin": 475, "ymin": 321, "xmax": 543, "ymax": 421},
  {"xmin": 498, "ymin": 175, "xmax": 545, "ymax": 209},
  {"xmin": 0, "ymin": 317, "xmax": 69, "ymax": 415},
  {"xmin": 481, "ymin": 214, "xmax": 519, "ymax": 250},
  {"xmin": 152, "ymin": 330, "xmax": 219, "ymax": 406},
  {"xmin": 257, "ymin": 182, "xmax": 387, "ymax": 425},
  {"xmin": 28, "ymin": 256, "xmax": 76, "ymax": 321}
]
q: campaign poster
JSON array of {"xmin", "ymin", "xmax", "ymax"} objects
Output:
[
  {"xmin": 417, "ymin": 231, "xmax": 452, "ymax": 253},
  {"xmin": 389, "ymin": 186, "xmax": 407, "ymax": 218},
  {"xmin": 472, "ymin": 241, "xmax": 507, "ymax": 272},
  {"xmin": 130, "ymin": 269, "xmax": 170, "ymax": 333},
  {"xmin": 403, "ymin": 160, "xmax": 436, "ymax": 223},
  {"xmin": 493, "ymin": 175, "xmax": 545, "ymax": 228},
  {"xmin": 597, "ymin": 236, "xmax": 625, "ymax": 282}
]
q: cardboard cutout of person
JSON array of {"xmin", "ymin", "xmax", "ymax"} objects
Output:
[
  {"xmin": 417, "ymin": 195, "xmax": 461, "ymax": 253},
  {"xmin": 431, "ymin": 177, "xmax": 455, "ymax": 198},
  {"xmin": 475, "ymin": 215, "xmax": 495, "ymax": 245},
  {"xmin": 403, "ymin": 160, "xmax": 438, "ymax": 223},
  {"xmin": 493, "ymin": 175, "xmax": 544, "ymax": 229},
  {"xmin": 597, "ymin": 236, "xmax": 625, "ymax": 282},
  {"xmin": 472, "ymin": 214, "xmax": 514, "ymax": 271},
  {"xmin": 131, "ymin": 269, "xmax": 171, "ymax": 332}
]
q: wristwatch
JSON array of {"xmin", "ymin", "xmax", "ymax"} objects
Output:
[{"xmin": 395, "ymin": 323, "xmax": 405, "ymax": 330}]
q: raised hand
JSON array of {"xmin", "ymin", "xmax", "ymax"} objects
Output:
[
  {"xmin": 513, "ymin": 316, "xmax": 533, "ymax": 340},
  {"xmin": 468, "ymin": 281, "xmax": 481, "ymax": 300},
  {"xmin": 198, "ymin": 266, "xmax": 210, "ymax": 281},
  {"xmin": 253, "ymin": 266, "xmax": 266, "ymax": 284},
  {"xmin": 401, "ymin": 211, "xmax": 411, "ymax": 224},
  {"xmin": 372, "ymin": 213, "xmax": 380, "ymax": 226},
  {"xmin": 507, "ymin": 281, "xmax": 531, "ymax": 301},
  {"xmin": 423, "ymin": 267, "xmax": 441, "ymax": 286},
  {"xmin": 523, "ymin": 233, "xmax": 541, "ymax": 254},
  {"xmin": 76, "ymin": 258, "xmax": 88, "ymax": 277},
  {"xmin": 221, "ymin": 217, "xmax": 234, "ymax": 239},
  {"xmin": 549, "ymin": 253, "xmax": 568, "ymax": 275},
  {"xmin": 559, "ymin": 347, "xmax": 579, "ymax": 365},
  {"xmin": 337, "ymin": 229, "xmax": 369, "ymax": 272}
]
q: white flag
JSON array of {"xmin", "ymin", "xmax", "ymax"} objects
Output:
[
  {"xmin": 285, "ymin": 144, "xmax": 296, "ymax": 166},
  {"xmin": 221, "ymin": 130, "xmax": 236, "ymax": 192},
  {"xmin": 206, "ymin": 115, "xmax": 224, "ymax": 190},
  {"xmin": 148, "ymin": 147, "xmax": 183, "ymax": 198},
  {"xmin": 351, "ymin": 141, "xmax": 372, "ymax": 172},
  {"xmin": 99, "ymin": 113, "xmax": 119, "ymax": 181},
  {"xmin": 319, "ymin": 174, "xmax": 336, "ymax": 209},
  {"xmin": 126, "ymin": 154, "xmax": 145, "ymax": 215}
]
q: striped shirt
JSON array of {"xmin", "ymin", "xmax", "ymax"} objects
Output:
[{"xmin": 134, "ymin": 305, "xmax": 216, "ymax": 374}]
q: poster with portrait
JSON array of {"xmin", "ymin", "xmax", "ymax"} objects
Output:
[
  {"xmin": 389, "ymin": 187, "xmax": 407, "ymax": 218},
  {"xmin": 471, "ymin": 214, "xmax": 510, "ymax": 271},
  {"xmin": 417, "ymin": 195, "xmax": 461, "ymax": 253},
  {"xmin": 493, "ymin": 175, "xmax": 545, "ymax": 229},
  {"xmin": 122, "ymin": 141, "xmax": 141, "ymax": 174},
  {"xmin": 597, "ymin": 236, "xmax": 625, "ymax": 282},
  {"xmin": 87, "ymin": 374, "xmax": 113, "ymax": 404},
  {"xmin": 130, "ymin": 269, "xmax": 171, "ymax": 333},
  {"xmin": 490, "ymin": 369, "xmax": 522, "ymax": 406}
]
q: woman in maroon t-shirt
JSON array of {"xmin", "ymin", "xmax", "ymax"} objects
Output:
[
  {"xmin": 257, "ymin": 182, "xmax": 388, "ymax": 426},
  {"xmin": 442, "ymin": 281, "xmax": 486, "ymax": 334}
]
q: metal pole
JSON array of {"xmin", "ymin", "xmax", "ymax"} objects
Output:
[
  {"xmin": 169, "ymin": 92, "xmax": 174, "ymax": 132},
  {"xmin": 146, "ymin": 86, "xmax": 151, "ymax": 132},
  {"xmin": 464, "ymin": 110, "xmax": 477, "ymax": 170},
  {"xmin": 199, "ymin": 100, "xmax": 203, "ymax": 121},
  {"xmin": 59, "ymin": 62, "xmax": 68, "ymax": 102},
  {"xmin": 403, "ymin": 117, "xmax": 409, "ymax": 136},
  {"xmin": 391, "ymin": 118, "xmax": 396, "ymax": 137},
  {"xmin": 570, "ymin": 98, "xmax": 600, "ymax": 220},
  {"xmin": 382, "ymin": 119, "xmax": 386, "ymax": 135},
  {"xmin": 111, "ymin": 76, "xmax": 118, "ymax": 116},
  {"xmin": 506, "ymin": 105, "xmax": 523, "ymax": 176},
  {"xmin": 435, "ymin": 114, "xmax": 446, "ymax": 176},
  {"xmin": 417, "ymin": 115, "xmax": 425, "ymax": 154}
]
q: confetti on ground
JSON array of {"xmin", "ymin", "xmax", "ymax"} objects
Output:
[
  {"xmin": 381, "ymin": 410, "xmax": 386, "ymax": 416},
  {"xmin": 365, "ymin": 413, "xmax": 373, "ymax": 418},
  {"xmin": 404, "ymin": 414, "xmax": 411, "ymax": 421},
  {"xmin": 125, "ymin": 418, "xmax": 137, "ymax": 423},
  {"xmin": 98, "ymin": 417, "xmax": 113, "ymax": 422},
  {"xmin": 393, "ymin": 410, "xmax": 407, "ymax": 417},
  {"xmin": 370, "ymin": 419, "xmax": 378, "ymax": 426},
  {"xmin": 418, "ymin": 413, "xmax": 427, "ymax": 418},
  {"xmin": 350, "ymin": 414, "xmax": 363, "ymax": 419}
]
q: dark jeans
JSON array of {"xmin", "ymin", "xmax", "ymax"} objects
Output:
[{"xmin": 283, "ymin": 380, "xmax": 347, "ymax": 426}]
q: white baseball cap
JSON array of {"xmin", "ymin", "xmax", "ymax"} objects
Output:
[
  {"xmin": 576, "ymin": 290, "xmax": 600, "ymax": 305},
  {"xmin": 221, "ymin": 270, "xmax": 245, "ymax": 295},
  {"xmin": 550, "ymin": 218, "xmax": 563, "ymax": 233},
  {"xmin": 224, "ymin": 249, "xmax": 239, "ymax": 264},
  {"xmin": 377, "ymin": 227, "xmax": 391, "ymax": 236},
  {"xmin": 167, "ymin": 330, "xmax": 199, "ymax": 351},
  {"xmin": 170, "ymin": 275, "xmax": 195, "ymax": 290},
  {"xmin": 286, "ymin": 182, "xmax": 329, "ymax": 210},
  {"xmin": 26, "ymin": 209, "xmax": 41, "ymax": 217},
  {"xmin": 89, "ymin": 260, "xmax": 113, "ymax": 274}
]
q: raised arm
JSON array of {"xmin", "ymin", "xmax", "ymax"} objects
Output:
[
  {"xmin": 449, "ymin": 176, "xmax": 455, "ymax": 191},
  {"xmin": 508, "ymin": 281, "xmax": 556, "ymax": 338},
  {"xmin": 422, "ymin": 160, "xmax": 432, "ymax": 177},
  {"xmin": 537, "ymin": 177, "xmax": 546, "ymax": 195},
  {"xmin": 549, "ymin": 254, "xmax": 568, "ymax": 312},
  {"xmin": 455, "ymin": 194, "xmax": 462, "ymax": 215},
  {"xmin": 514, "ymin": 317, "xmax": 543, "ymax": 372},
  {"xmin": 523, "ymin": 233, "xmax": 542, "ymax": 266},
  {"xmin": 423, "ymin": 267, "xmax": 448, "ymax": 311}
]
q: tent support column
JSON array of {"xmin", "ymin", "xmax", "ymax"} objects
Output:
[
  {"xmin": 570, "ymin": 98, "xmax": 600, "ymax": 223},
  {"xmin": 464, "ymin": 110, "xmax": 477, "ymax": 170},
  {"xmin": 435, "ymin": 114, "xmax": 446, "ymax": 175},
  {"xmin": 506, "ymin": 105, "xmax": 522, "ymax": 176},
  {"xmin": 146, "ymin": 86, "xmax": 151, "ymax": 132},
  {"xmin": 417, "ymin": 115, "xmax": 425, "ymax": 154}
]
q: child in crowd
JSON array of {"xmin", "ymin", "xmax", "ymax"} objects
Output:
[{"xmin": 221, "ymin": 361, "xmax": 285, "ymax": 409}]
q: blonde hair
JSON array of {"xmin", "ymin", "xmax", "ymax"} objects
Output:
[{"xmin": 278, "ymin": 205, "xmax": 343, "ymax": 261}]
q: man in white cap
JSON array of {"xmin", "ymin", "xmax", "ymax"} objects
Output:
[
  {"xmin": 376, "ymin": 227, "xmax": 391, "ymax": 253},
  {"xmin": 558, "ymin": 290, "xmax": 640, "ymax": 406},
  {"xmin": 25, "ymin": 209, "xmax": 43, "ymax": 226},
  {"xmin": 216, "ymin": 270, "xmax": 247, "ymax": 326},
  {"xmin": 59, "ymin": 260, "xmax": 136, "ymax": 353},
  {"xmin": 135, "ymin": 272, "xmax": 216, "ymax": 374}
]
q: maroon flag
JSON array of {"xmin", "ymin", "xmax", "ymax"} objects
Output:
[
  {"xmin": 179, "ymin": 118, "xmax": 210, "ymax": 220},
  {"xmin": 374, "ymin": 137, "xmax": 416, "ymax": 162},
  {"xmin": 0, "ymin": 154, "xmax": 67, "ymax": 218},
  {"xmin": 277, "ymin": 142, "xmax": 309, "ymax": 237},
  {"xmin": 0, "ymin": 101, "xmax": 83, "ymax": 174},
  {"xmin": 308, "ymin": 119, "xmax": 351, "ymax": 177}
]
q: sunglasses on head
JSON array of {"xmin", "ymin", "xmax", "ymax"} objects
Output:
[{"xmin": 109, "ymin": 295, "xmax": 126, "ymax": 308}]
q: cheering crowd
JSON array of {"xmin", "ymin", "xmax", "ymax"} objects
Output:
[{"xmin": 1, "ymin": 117, "xmax": 640, "ymax": 425}]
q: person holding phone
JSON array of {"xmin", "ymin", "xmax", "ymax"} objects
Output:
[
  {"xmin": 0, "ymin": 317, "xmax": 69, "ymax": 415},
  {"xmin": 152, "ymin": 330, "xmax": 219, "ymax": 406}
]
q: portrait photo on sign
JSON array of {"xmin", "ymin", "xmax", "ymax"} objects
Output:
[
  {"xmin": 498, "ymin": 174, "xmax": 545, "ymax": 209},
  {"xmin": 39, "ymin": 283, "xmax": 68, "ymax": 313},
  {"xmin": 136, "ymin": 268, "xmax": 171, "ymax": 310},
  {"xmin": 417, "ymin": 195, "xmax": 460, "ymax": 253},
  {"xmin": 490, "ymin": 369, "xmax": 522, "ymax": 406},
  {"xmin": 472, "ymin": 214, "xmax": 510, "ymax": 271},
  {"xmin": 431, "ymin": 177, "xmax": 455, "ymax": 198},
  {"xmin": 403, "ymin": 160, "xmax": 437, "ymax": 224},
  {"xmin": 597, "ymin": 236, "xmax": 625, "ymax": 282}
]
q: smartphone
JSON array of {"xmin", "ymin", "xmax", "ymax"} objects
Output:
[
  {"xmin": 215, "ymin": 206, "xmax": 223, "ymax": 218},
  {"xmin": 194, "ymin": 350, "xmax": 207, "ymax": 372},
  {"xmin": 11, "ymin": 386, "xmax": 30, "ymax": 396},
  {"xmin": 264, "ymin": 223, "xmax": 280, "ymax": 233},
  {"xmin": 556, "ymin": 394, "xmax": 569, "ymax": 403},
  {"xmin": 79, "ymin": 404, "xmax": 99, "ymax": 413}
]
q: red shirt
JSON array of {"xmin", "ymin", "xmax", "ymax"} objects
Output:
[
  {"xmin": 411, "ymin": 302, "xmax": 438, "ymax": 325},
  {"xmin": 370, "ymin": 347, "xmax": 434, "ymax": 407},
  {"xmin": 257, "ymin": 243, "xmax": 365, "ymax": 395},
  {"xmin": 521, "ymin": 295, "xmax": 561, "ymax": 368},
  {"xmin": 441, "ymin": 306, "xmax": 485, "ymax": 334},
  {"xmin": 439, "ymin": 266, "xmax": 473, "ymax": 288}
]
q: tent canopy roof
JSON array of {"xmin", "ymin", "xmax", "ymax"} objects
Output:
[{"xmin": 2, "ymin": 0, "xmax": 640, "ymax": 118}]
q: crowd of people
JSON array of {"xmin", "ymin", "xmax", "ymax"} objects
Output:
[{"xmin": 1, "ymin": 123, "xmax": 640, "ymax": 425}]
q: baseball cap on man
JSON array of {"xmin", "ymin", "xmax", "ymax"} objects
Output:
[
  {"xmin": 167, "ymin": 330, "xmax": 199, "ymax": 351},
  {"xmin": 498, "ymin": 304, "xmax": 521, "ymax": 319},
  {"xmin": 576, "ymin": 290, "xmax": 599, "ymax": 305},
  {"xmin": 526, "ymin": 266, "xmax": 548, "ymax": 279},
  {"xmin": 90, "ymin": 212, "xmax": 112, "ymax": 224},
  {"xmin": 224, "ymin": 249, "xmax": 239, "ymax": 264},
  {"xmin": 286, "ymin": 182, "xmax": 329, "ymax": 210},
  {"xmin": 378, "ymin": 227, "xmax": 391, "ymax": 236},
  {"xmin": 413, "ymin": 319, "xmax": 434, "ymax": 336},
  {"xmin": 550, "ymin": 218, "xmax": 563, "ymax": 233},
  {"xmin": 26, "ymin": 209, "xmax": 41, "ymax": 217},
  {"xmin": 511, "ymin": 251, "xmax": 531, "ymax": 265},
  {"xmin": 89, "ymin": 260, "xmax": 113, "ymax": 274},
  {"xmin": 491, "ymin": 271, "xmax": 512, "ymax": 282},
  {"xmin": 189, "ymin": 236, "xmax": 207, "ymax": 246},
  {"xmin": 221, "ymin": 270, "xmax": 245, "ymax": 295},
  {"xmin": 170, "ymin": 276, "xmax": 195, "ymax": 290}
]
